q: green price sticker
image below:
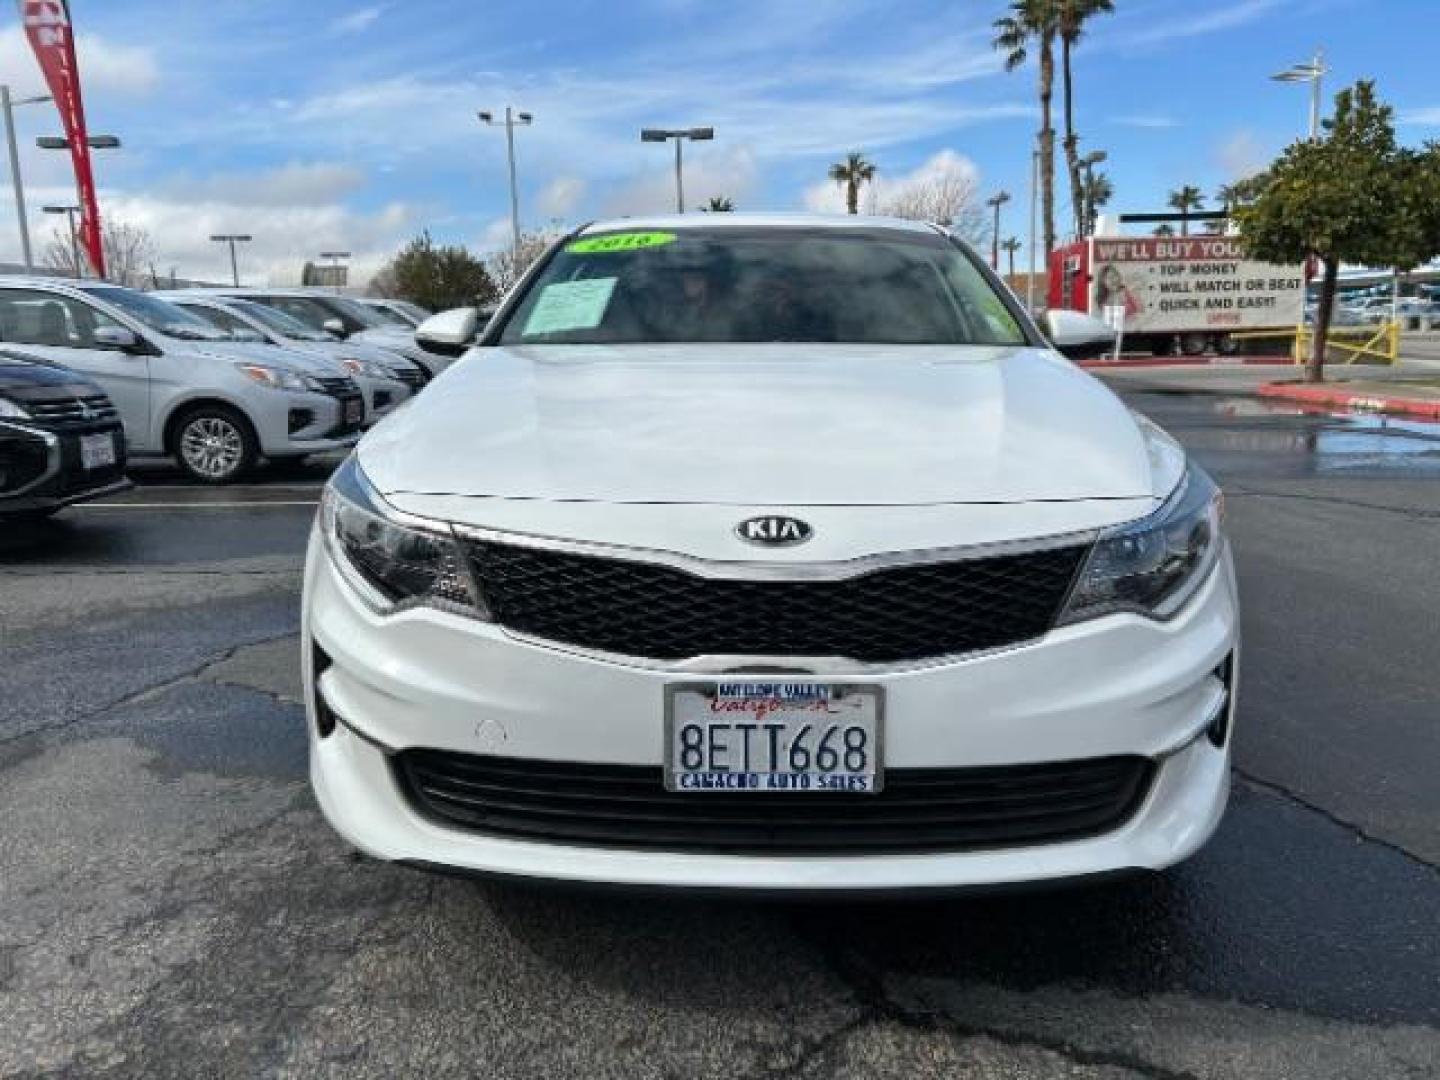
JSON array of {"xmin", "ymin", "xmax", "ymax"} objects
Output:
[{"xmin": 566, "ymin": 231, "xmax": 677, "ymax": 255}]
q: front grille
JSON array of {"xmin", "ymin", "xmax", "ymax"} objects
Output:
[
  {"xmin": 312, "ymin": 376, "xmax": 359, "ymax": 397},
  {"xmin": 394, "ymin": 750, "xmax": 1155, "ymax": 855},
  {"xmin": 395, "ymin": 367, "xmax": 426, "ymax": 391},
  {"xmin": 466, "ymin": 540, "xmax": 1089, "ymax": 664},
  {"xmin": 25, "ymin": 393, "xmax": 118, "ymax": 428}
]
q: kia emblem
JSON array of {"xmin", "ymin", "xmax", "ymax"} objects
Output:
[{"xmin": 736, "ymin": 515, "xmax": 814, "ymax": 547}]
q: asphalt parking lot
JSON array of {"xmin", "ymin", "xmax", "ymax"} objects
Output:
[{"xmin": 2, "ymin": 384, "xmax": 1438, "ymax": 1079}]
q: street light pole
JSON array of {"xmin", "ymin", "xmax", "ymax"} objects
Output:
[
  {"xmin": 2, "ymin": 86, "xmax": 52, "ymax": 271},
  {"xmin": 478, "ymin": 108, "xmax": 533, "ymax": 257},
  {"xmin": 640, "ymin": 127, "xmax": 715, "ymax": 214},
  {"xmin": 210, "ymin": 234, "xmax": 252, "ymax": 287},
  {"xmin": 43, "ymin": 204, "xmax": 80, "ymax": 275},
  {"xmin": 986, "ymin": 191, "xmax": 1011, "ymax": 270},
  {"xmin": 1270, "ymin": 49, "xmax": 1327, "ymax": 140}
]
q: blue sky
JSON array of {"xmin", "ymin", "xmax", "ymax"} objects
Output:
[{"xmin": 2, "ymin": 0, "xmax": 1438, "ymax": 283}]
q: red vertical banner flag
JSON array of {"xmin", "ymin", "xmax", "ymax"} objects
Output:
[{"xmin": 16, "ymin": 0, "xmax": 105, "ymax": 277}]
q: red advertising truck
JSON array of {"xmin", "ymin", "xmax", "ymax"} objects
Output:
[{"xmin": 1047, "ymin": 233, "xmax": 1306, "ymax": 357}]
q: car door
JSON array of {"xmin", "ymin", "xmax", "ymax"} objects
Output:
[{"xmin": 0, "ymin": 287, "xmax": 154, "ymax": 450}]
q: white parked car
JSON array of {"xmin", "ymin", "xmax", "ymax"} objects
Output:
[
  {"xmin": 219, "ymin": 289, "xmax": 451, "ymax": 379},
  {"xmin": 0, "ymin": 278, "xmax": 363, "ymax": 483},
  {"xmin": 355, "ymin": 297, "xmax": 432, "ymax": 329},
  {"xmin": 303, "ymin": 215, "xmax": 1238, "ymax": 893},
  {"xmin": 157, "ymin": 292, "xmax": 419, "ymax": 426}
]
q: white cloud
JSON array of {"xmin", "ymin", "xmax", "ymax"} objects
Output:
[
  {"xmin": 535, "ymin": 176, "xmax": 586, "ymax": 220},
  {"xmin": 330, "ymin": 5, "xmax": 387, "ymax": 34},
  {"xmin": 1216, "ymin": 129, "xmax": 1271, "ymax": 179},
  {"xmin": 801, "ymin": 149, "xmax": 981, "ymax": 217},
  {"xmin": 163, "ymin": 162, "xmax": 367, "ymax": 207},
  {"xmin": 0, "ymin": 26, "xmax": 159, "ymax": 98},
  {"xmin": 477, "ymin": 217, "xmax": 514, "ymax": 252},
  {"xmin": 1118, "ymin": 0, "xmax": 1281, "ymax": 47},
  {"xmin": 1110, "ymin": 114, "xmax": 1181, "ymax": 130},
  {"xmin": 602, "ymin": 145, "xmax": 759, "ymax": 216},
  {"xmin": 1400, "ymin": 106, "xmax": 1440, "ymax": 126}
]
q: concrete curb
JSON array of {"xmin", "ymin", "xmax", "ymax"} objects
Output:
[
  {"xmin": 1078, "ymin": 356, "xmax": 1292, "ymax": 369},
  {"xmin": 1257, "ymin": 381, "xmax": 1440, "ymax": 419}
]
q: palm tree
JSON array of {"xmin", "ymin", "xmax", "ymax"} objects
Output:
[
  {"xmin": 1001, "ymin": 236, "xmax": 1023, "ymax": 278},
  {"xmin": 1080, "ymin": 169, "xmax": 1113, "ymax": 235},
  {"xmin": 1153, "ymin": 222, "xmax": 1176, "ymax": 237},
  {"xmin": 1059, "ymin": 0, "xmax": 1115, "ymax": 237},
  {"xmin": 1167, "ymin": 185, "xmax": 1205, "ymax": 236},
  {"xmin": 702, "ymin": 196, "xmax": 735, "ymax": 212},
  {"xmin": 994, "ymin": 1, "xmax": 1060, "ymax": 254},
  {"xmin": 1215, "ymin": 183, "xmax": 1240, "ymax": 216},
  {"xmin": 828, "ymin": 153, "xmax": 876, "ymax": 215}
]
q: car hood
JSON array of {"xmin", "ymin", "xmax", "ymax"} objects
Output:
[
  {"xmin": 184, "ymin": 339, "xmax": 344, "ymax": 377},
  {"xmin": 359, "ymin": 344, "xmax": 1160, "ymax": 506},
  {"xmin": 0, "ymin": 352, "xmax": 92, "ymax": 393}
]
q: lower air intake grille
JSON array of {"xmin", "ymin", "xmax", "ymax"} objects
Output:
[
  {"xmin": 394, "ymin": 750, "xmax": 1155, "ymax": 855},
  {"xmin": 465, "ymin": 540, "xmax": 1090, "ymax": 664}
]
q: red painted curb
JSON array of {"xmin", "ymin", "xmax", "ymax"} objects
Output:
[
  {"xmin": 1258, "ymin": 382, "xmax": 1440, "ymax": 420},
  {"xmin": 1078, "ymin": 356, "xmax": 1292, "ymax": 369}
]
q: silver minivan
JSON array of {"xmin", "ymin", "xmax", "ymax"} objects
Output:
[{"xmin": 0, "ymin": 277, "xmax": 363, "ymax": 483}]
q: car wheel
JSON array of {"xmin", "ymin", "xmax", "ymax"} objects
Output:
[
  {"xmin": 1179, "ymin": 332, "xmax": 1209, "ymax": 357},
  {"xmin": 174, "ymin": 407, "xmax": 257, "ymax": 484}
]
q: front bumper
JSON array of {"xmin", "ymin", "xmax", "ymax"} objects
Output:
[
  {"xmin": 303, "ymin": 532, "xmax": 1239, "ymax": 892},
  {"xmin": 0, "ymin": 419, "xmax": 131, "ymax": 514},
  {"xmin": 250, "ymin": 390, "xmax": 363, "ymax": 455}
]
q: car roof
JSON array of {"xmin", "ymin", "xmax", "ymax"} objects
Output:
[{"xmin": 575, "ymin": 212, "xmax": 944, "ymax": 237}]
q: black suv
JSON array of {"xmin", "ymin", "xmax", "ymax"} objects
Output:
[{"xmin": 0, "ymin": 350, "xmax": 131, "ymax": 518}]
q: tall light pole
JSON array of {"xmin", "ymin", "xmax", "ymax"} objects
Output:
[
  {"xmin": 1079, "ymin": 149, "xmax": 1107, "ymax": 236},
  {"xmin": 210, "ymin": 234, "xmax": 252, "ymax": 287},
  {"xmin": 43, "ymin": 204, "xmax": 80, "ymax": 276},
  {"xmin": 1270, "ymin": 49, "xmax": 1327, "ymax": 139},
  {"xmin": 36, "ymin": 133, "xmax": 122, "ymax": 277},
  {"xmin": 478, "ymin": 108, "xmax": 532, "ymax": 257},
  {"xmin": 2, "ymin": 86, "xmax": 51, "ymax": 271},
  {"xmin": 986, "ymin": 191, "xmax": 1011, "ymax": 270},
  {"xmin": 640, "ymin": 127, "xmax": 715, "ymax": 213}
]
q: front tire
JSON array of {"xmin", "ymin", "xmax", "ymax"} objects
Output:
[{"xmin": 173, "ymin": 406, "xmax": 258, "ymax": 484}]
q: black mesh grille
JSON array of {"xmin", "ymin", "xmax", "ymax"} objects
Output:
[
  {"xmin": 396, "ymin": 367, "xmax": 426, "ymax": 391},
  {"xmin": 25, "ymin": 393, "xmax": 119, "ymax": 428},
  {"xmin": 394, "ymin": 750, "xmax": 1155, "ymax": 854},
  {"xmin": 466, "ymin": 540, "xmax": 1088, "ymax": 663}
]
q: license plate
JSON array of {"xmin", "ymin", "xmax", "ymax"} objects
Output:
[
  {"xmin": 665, "ymin": 682, "xmax": 883, "ymax": 793},
  {"xmin": 345, "ymin": 399, "xmax": 363, "ymax": 424},
  {"xmin": 79, "ymin": 432, "xmax": 116, "ymax": 470}
]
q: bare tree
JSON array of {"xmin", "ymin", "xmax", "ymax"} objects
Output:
[
  {"xmin": 486, "ymin": 229, "xmax": 563, "ymax": 295},
  {"xmin": 878, "ymin": 165, "xmax": 987, "ymax": 246},
  {"xmin": 43, "ymin": 217, "xmax": 157, "ymax": 286}
]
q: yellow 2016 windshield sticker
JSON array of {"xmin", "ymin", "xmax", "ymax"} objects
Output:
[{"xmin": 566, "ymin": 231, "xmax": 677, "ymax": 255}]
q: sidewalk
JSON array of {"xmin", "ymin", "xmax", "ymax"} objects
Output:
[{"xmin": 1258, "ymin": 377, "xmax": 1440, "ymax": 420}]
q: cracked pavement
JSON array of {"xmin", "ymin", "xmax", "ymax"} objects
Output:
[{"xmin": 2, "ymin": 392, "xmax": 1438, "ymax": 1078}]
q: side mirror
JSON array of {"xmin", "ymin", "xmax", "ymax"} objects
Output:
[
  {"xmin": 1041, "ymin": 310, "xmax": 1117, "ymax": 360},
  {"xmin": 93, "ymin": 325, "xmax": 140, "ymax": 352},
  {"xmin": 322, "ymin": 317, "xmax": 348, "ymax": 338},
  {"xmin": 415, "ymin": 307, "xmax": 480, "ymax": 357}
]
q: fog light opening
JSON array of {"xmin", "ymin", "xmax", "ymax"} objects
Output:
[
  {"xmin": 1207, "ymin": 653, "xmax": 1235, "ymax": 748},
  {"xmin": 311, "ymin": 639, "xmax": 337, "ymax": 739}
]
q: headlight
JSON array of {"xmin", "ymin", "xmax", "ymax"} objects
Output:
[
  {"xmin": 338, "ymin": 357, "xmax": 387, "ymax": 379},
  {"xmin": 0, "ymin": 396, "xmax": 32, "ymax": 419},
  {"xmin": 320, "ymin": 455, "xmax": 489, "ymax": 618},
  {"xmin": 1059, "ymin": 463, "xmax": 1223, "ymax": 625},
  {"xmin": 234, "ymin": 363, "xmax": 317, "ymax": 392}
]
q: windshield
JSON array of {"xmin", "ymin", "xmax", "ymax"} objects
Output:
[
  {"xmin": 363, "ymin": 303, "xmax": 415, "ymax": 328},
  {"xmin": 80, "ymin": 287, "xmax": 231, "ymax": 340},
  {"xmin": 174, "ymin": 302, "xmax": 268, "ymax": 342},
  {"xmin": 495, "ymin": 227, "xmax": 1028, "ymax": 347},
  {"xmin": 327, "ymin": 296, "xmax": 387, "ymax": 329},
  {"xmin": 233, "ymin": 299, "xmax": 331, "ymax": 341}
]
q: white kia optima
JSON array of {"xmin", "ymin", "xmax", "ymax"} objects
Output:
[{"xmin": 303, "ymin": 215, "xmax": 1238, "ymax": 893}]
